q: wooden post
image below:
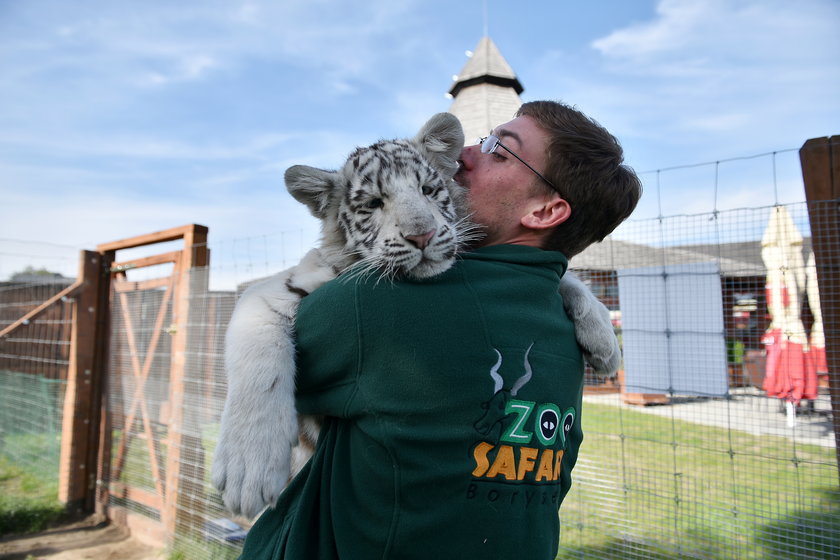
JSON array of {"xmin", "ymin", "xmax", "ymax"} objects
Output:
[
  {"xmin": 799, "ymin": 135, "xmax": 840, "ymax": 477},
  {"xmin": 58, "ymin": 250, "xmax": 109, "ymax": 513},
  {"xmin": 95, "ymin": 250, "xmax": 115, "ymax": 517},
  {"xmin": 163, "ymin": 225, "xmax": 210, "ymax": 537}
]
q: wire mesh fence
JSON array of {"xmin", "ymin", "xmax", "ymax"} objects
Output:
[
  {"xmin": 1, "ymin": 196, "xmax": 838, "ymax": 558},
  {"xmin": 557, "ymin": 202, "xmax": 838, "ymax": 559},
  {"xmin": 0, "ymin": 279, "xmax": 74, "ymax": 491},
  {"xmin": 90, "ymin": 199, "xmax": 833, "ymax": 559},
  {"xmin": 101, "ymin": 262, "xmax": 242, "ymax": 555}
]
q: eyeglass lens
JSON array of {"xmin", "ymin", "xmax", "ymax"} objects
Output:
[
  {"xmin": 479, "ymin": 135, "xmax": 499, "ymax": 155},
  {"xmin": 477, "ymin": 134, "xmax": 557, "ymax": 191}
]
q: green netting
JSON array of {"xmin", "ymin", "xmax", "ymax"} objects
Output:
[{"xmin": 0, "ymin": 370, "xmax": 66, "ymax": 481}]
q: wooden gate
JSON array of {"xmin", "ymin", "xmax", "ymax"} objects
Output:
[{"xmin": 95, "ymin": 225, "xmax": 208, "ymax": 544}]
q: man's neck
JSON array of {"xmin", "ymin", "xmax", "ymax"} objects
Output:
[{"xmin": 474, "ymin": 231, "xmax": 547, "ymax": 250}]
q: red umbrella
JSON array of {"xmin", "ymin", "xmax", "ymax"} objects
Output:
[
  {"xmin": 805, "ymin": 252, "xmax": 828, "ymax": 381},
  {"xmin": 760, "ymin": 207, "xmax": 816, "ymax": 413}
]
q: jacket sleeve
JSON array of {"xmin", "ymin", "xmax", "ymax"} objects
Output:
[{"xmin": 293, "ymin": 278, "xmax": 361, "ymax": 418}]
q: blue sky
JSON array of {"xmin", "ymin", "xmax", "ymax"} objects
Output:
[{"xmin": 1, "ymin": 0, "xmax": 838, "ymax": 281}]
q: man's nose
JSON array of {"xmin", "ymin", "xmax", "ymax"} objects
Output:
[{"xmin": 459, "ymin": 144, "xmax": 478, "ymax": 170}]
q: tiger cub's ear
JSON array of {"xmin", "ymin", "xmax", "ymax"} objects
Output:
[
  {"xmin": 285, "ymin": 165, "xmax": 340, "ymax": 220},
  {"xmin": 413, "ymin": 112, "xmax": 464, "ymax": 179}
]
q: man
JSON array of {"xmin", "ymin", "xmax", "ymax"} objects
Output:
[{"xmin": 240, "ymin": 100, "xmax": 642, "ymax": 559}]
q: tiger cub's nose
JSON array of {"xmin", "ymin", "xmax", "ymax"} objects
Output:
[{"xmin": 404, "ymin": 229, "xmax": 436, "ymax": 250}]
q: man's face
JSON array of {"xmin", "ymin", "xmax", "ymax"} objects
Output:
[{"xmin": 454, "ymin": 115, "xmax": 553, "ymax": 247}]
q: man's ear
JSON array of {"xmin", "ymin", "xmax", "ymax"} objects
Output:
[{"xmin": 521, "ymin": 195, "xmax": 571, "ymax": 230}]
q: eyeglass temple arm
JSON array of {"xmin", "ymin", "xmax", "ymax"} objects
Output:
[{"xmin": 495, "ymin": 142, "xmax": 556, "ymax": 190}]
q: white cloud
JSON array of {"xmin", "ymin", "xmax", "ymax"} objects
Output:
[
  {"xmin": 1, "ymin": 0, "xmax": 836, "ymax": 270},
  {"xmin": 0, "ymin": 185, "xmax": 320, "ymax": 254},
  {"xmin": 593, "ymin": 0, "xmax": 710, "ymax": 61},
  {"xmin": 0, "ymin": 0, "xmax": 440, "ymax": 184},
  {"xmin": 0, "ymin": 0, "xmax": 427, "ymax": 104},
  {"xmin": 0, "ymin": 129, "xmax": 292, "ymax": 162},
  {"xmin": 138, "ymin": 54, "xmax": 218, "ymax": 87},
  {"xmin": 572, "ymin": 0, "xmax": 840, "ymax": 165},
  {"xmin": 389, "ymin": 90, "xmax": 455, "ymax": 133},
  {"xmin": 593, "ymin": 0, "xmax": 839, "ymax": 69}
]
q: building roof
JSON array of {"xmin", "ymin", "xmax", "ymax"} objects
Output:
[
  {"xmin": 448, "ymin": 36, "xmax": 523, "ymax": 97},
  {"xmin": 572, "ymin": 237, "xmax": 770, "ymax": 277},
  {"xmin": 669, "ymin": 238, "xmax": 812, "ymax": 271},
  {"xmin": 447, "ymin": 36, "xmax": 524, "ymax": 145}
]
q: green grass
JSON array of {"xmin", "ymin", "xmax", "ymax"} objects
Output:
[
  {"xmin": 0, "ymin": 455, "xmax": 66, "ymax": 536},
  {"xmin": 0, "ymin": 371, "xmax": 67, "ymax": 535},
  {"xmin": 557, "ymin": 402, "xmax": 840, "ymax": 559},
  {"xmin": 4, "ymin": 398, "xmax": 837, "ymax": 558},
  {"xmin": 111, "ymin": 426, "xmax": 168, "ymax": 491},
  {"xmin": 168, "ymin": 534, "xmax": 242, "ymax": 560}
]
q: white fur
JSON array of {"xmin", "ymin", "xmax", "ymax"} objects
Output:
[
  {"xmin": 212, "ymin": 248, "xmax": 340, "ymax": 518},
  {"xmin": 560, "ymin": 270, "xmax": 621, "ymax": 375}
]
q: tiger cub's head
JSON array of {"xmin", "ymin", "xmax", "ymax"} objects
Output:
[{"xmin": 285, "ymin": 112, "xmax": 476, "ymax": 280}]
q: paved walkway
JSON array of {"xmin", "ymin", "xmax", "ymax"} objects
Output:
[{"xmin": 584, "ymin": 386, "xmax": 836, "ymax": 448}]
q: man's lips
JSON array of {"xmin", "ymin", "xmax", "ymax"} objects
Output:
[{"xmin": 453, "ymin": 161, "xmax": 467, "ymax": 187}]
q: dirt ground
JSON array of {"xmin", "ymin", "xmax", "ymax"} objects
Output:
[{"xmin": 0, "ymin": 515, "xmax": 163, "ymax": 560}]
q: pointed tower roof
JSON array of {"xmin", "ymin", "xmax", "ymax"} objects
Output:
[
  {"xmin": 448, "ymin": 36, "xmax": 523, "ymax": 98},
  {"xmin": 447, "ymin": 37, "xmax": 524, "ymax": 145}
]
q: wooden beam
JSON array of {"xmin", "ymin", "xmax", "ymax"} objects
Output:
[
  {"xmin": 109, "ymin": 482, "xmax": 163, "ymax": 511},
  {"xmin": 58, "ymin": 251, "xmax": 105, "ymax": 512},
  {"xmin": 113, "ymin": 277, "xmax": 173, "ymax": 293},
  {"xmin": 96, "ymin": 224, "xmax": 208, "ymax": 253},
  {"xmin": 108, "ymin": 504, "xmax": 168, "ymax": 549},
  {"xmin": 800, "ymin": 135, "xmax": 840, "ymax": 478},
  {"xmin": 0, "ymin": 280, "xmax": 83, "ymax": 338},
  {"xmin": 111, "ymin": 251, "xmax": 182, "ymax": 272}
]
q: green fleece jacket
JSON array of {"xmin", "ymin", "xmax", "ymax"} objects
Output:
[{"xmin": 240, "ymin": 245, "xmax": 584, "ymax": 560}]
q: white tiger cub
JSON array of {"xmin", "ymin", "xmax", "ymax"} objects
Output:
[{"xmin": 212, "ymin": 112, "xmax": 620, "ymax": 519}]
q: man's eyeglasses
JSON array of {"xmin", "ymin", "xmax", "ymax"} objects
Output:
[{"xmin": 478, "ymin": 134, "xmax": 557, "ymax": 191}]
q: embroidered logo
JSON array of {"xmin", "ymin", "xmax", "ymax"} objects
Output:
[{"xmin": 470, "ymin": 345, "xmax": 575, "ymax": 484}]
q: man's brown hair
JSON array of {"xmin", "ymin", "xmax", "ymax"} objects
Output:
[{"xmin": 516, "ymin": 101, "xmax": 642, "ymax": 257}]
